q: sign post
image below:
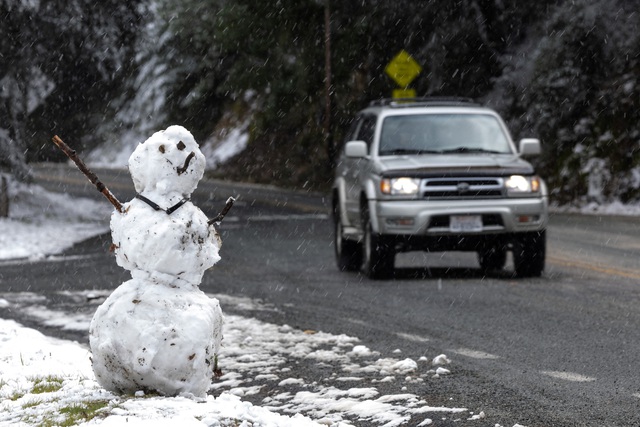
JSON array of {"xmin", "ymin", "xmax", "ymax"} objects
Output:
[{"xmin": 384, "ymin": 50, "xmax": 422, "ymax": 99}]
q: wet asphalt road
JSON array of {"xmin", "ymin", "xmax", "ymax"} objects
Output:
[{"xmin": 2, "ymin": 164, "xmax": 640, "ymax": 426}]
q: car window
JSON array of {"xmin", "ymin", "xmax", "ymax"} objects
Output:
[
  {"xmin": 343, "ymin": 116, "xmax": 361, "ymax": 145},
  {"xmin": 356, "ymin": 115, "xmax": 377, "ymax": 151},
  {"xmin": 379, "ymin": 113, "xmax": 512, "ymax": 155}
]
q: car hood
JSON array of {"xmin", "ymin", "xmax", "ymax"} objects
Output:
[{"xmin": 376, "ymin": 154, "xmax": 535, "ymax": 177}]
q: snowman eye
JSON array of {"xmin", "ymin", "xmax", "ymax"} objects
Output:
[
  {"xmin": 159, "ymin": 145, "xmax": 165, "ymax": 153},
  {"xmin": 177, "ymin": 141, "xmax": 186, "ymax": 151}
]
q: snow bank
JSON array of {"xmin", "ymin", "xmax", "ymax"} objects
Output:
[{"xmin": 0, "ymin": 178, "xmax": 110, "ymax": 260}]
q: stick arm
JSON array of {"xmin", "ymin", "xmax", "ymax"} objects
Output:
[
  {"xmin": 208, "ymin": 197, "xmax": 236, "ymax": 225},
  {"xmin": 52, "ymin": 135, "xmax": 124, "ymax": 213}
]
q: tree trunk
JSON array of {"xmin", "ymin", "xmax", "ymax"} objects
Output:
[
  {"xmin": 0, "ymin": 134, "xmax": 32, "ymax": 183},
  {"xmin": 0, "ymin": 175, "xmax": 8, "ymax": 218}
]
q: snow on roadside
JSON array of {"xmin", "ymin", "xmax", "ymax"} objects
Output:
[
  {"xmin": 0, "ymin": 317, "xmax": 321, "ymax": 427},
  {"xmin": 0, "ymin": 179, "xmax": 110, "ymax": 260},
  {"xmin": 551, "ymin": 199, "xmax": 640, "ymax": 216},
  {"xmin": 0, "ymin": 291, "xmax": 473, "ymax": 426}
]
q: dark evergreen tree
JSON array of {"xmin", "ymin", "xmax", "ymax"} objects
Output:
[
  {"xmin": 501, "ymin": 0, "xmax": 639, "ymax": 204},
  {"xmin": 0, "ymin": 0, "xmax": 144, "ymax": 180},
  {"xmin": 162, "ymin": 0, "xmax": 330, "ymax": 187},
  {"xmin": 5, "ymin": 0, "xmax": 640, "ymax": 203}
]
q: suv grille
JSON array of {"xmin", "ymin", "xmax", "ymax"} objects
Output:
[{"xmin": 422, "ymin": 177, "xmax": 504, "ymax": 199}]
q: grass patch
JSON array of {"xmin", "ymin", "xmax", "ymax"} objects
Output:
[
  {"xmin": 31, "ymin": 375, "xmax": 64, "ymax": 394},
  {"xmin": 8, "ymin": 375, "xmax": 112, "ymax": 426},
  {"xmin": 57, "ymin": 400, "xmax": 111, "ymax": 425},
  {"xmin": 1, "ymin": 375, "xmax": 64, "ymax": 404},
  {"xmin": 8, "ymin": 391, "xmax": 25, "ymax": 401},
  {"xmin": 21, "ymin": 398, "xmax": 43, "ymax": 409},
  {"xmin": 26, "ymin": 400, "xmax": 112, "ymax": 427}
]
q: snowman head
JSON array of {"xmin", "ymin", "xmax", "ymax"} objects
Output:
[{"xmin": 128, "ymin": 125, "xmax": 206, "ymax": 197}]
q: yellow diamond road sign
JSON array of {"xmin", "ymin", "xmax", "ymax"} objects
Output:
[{"xmin": 385, "ymin": 50, "xmax": 422, "ymax": 88}]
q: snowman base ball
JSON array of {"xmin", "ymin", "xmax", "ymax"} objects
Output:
[{"xmin": 89, "ymin": 278, "xmax": 223, "ymax": 397}]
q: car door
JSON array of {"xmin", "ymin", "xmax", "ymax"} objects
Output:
[{"xmin": 344, "ymin": 114, "xmax": 376, "ymax": 227}]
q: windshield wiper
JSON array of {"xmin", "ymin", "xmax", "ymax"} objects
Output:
[
  {"xmin": 380, "ymin": 148, "xmax": 442, "ymax": 155},
  {"xmin": 440, "ymin": 147, "xmax": 504, "ymax": 154}
]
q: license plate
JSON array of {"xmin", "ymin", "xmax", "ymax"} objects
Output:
[{"xmin": 450, "ymin": 215, "xmax": 482, "ymax": 232}]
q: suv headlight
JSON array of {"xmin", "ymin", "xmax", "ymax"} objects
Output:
[
  {"xmin": 381, "ymin": 177, "xmax": 420, "ymax": 195},
  {"xmin": 505, "ymin": 175, "xmax": 540, "ymax": 194}
]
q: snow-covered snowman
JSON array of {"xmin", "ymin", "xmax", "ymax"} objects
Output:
[{"xmin": 89, "ymin": 125, "xmax": 224, "ymax": 397}]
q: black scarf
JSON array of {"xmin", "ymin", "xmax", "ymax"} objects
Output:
[{"xmin": 135, "ymin": 194, "xmax": 189, "ymax": 215}]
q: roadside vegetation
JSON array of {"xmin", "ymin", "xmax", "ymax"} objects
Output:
[
  {"xmin": 2, "ymin": 0, "xmax": 639, "ymax": 204},
  {"xmin": 1, "ymin": 373, "xmax": 253, "ymax": 426},
  {"xmin": 1, "ymin": 374, "xmax": 111, "ymax": 425}
]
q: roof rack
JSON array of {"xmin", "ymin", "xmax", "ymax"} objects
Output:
[{"xmin": 368, "ymin": 97, "xmax": 479, "ymax": 108}]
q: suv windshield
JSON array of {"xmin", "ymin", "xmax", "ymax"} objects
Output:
[{"xmin": 378, "ymin": 113, "xmax": 512, "ymax": 156}]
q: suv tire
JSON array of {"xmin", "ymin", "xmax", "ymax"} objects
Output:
[
  {"xmin": 361, "ymin": 205, "xmax": 394, "ymax": 279},
  {"xmin": 478, "ymin": 244, "xmax": 507, "ymax": 272},
  {"xmin": 513, "ymin": 230, "xmax": 546, "ymax": 278},
  {"xmin": 334, "ymin": 206, "xmax": 362, "ymax": 272}
]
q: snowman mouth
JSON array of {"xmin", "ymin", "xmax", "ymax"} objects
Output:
[{"xmin": 177, "ymin": 152, "xmax": 196, "ymax": 175}]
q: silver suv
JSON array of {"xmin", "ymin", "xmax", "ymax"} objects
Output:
[{"xmin": 332, "ymin": 98, "xmax": 548, "ymax": 279}]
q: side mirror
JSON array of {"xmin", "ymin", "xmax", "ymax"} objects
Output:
[
  {"xmin": 519, "ymin": 138, "xmax": 541, "ymax": 156},
  {"xmin": 345, "ymin": 140, "xmax": 368, "ymax": 158}
]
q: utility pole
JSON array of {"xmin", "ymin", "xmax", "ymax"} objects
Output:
[{"xmin": 323, "ymin": 0, "xmax": 334, "ymax": 168}]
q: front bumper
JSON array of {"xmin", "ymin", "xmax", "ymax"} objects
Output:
[{"xmin": 373, "ymin": 197, "xmax": 548, "ymax": 236}]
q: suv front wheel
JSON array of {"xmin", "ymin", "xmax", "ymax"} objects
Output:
[
  {"xmin": 478, "ymin": 244, "xmax": 508, "ymax": 272},
  {"xmin": 334, "ymin": 204, "xmax": 362, "ymax": 271},
  {"xmin": 512, "ymin": 230, "xmax": 546, "ymax": 278},
  {"xmin": 361, "ymin": 205, "xmax": 395, "ymax": 279}
]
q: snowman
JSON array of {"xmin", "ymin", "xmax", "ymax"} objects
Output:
[{"xmin": 89, "ymin": 125, "xmax": 224, "ymax": 397}]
